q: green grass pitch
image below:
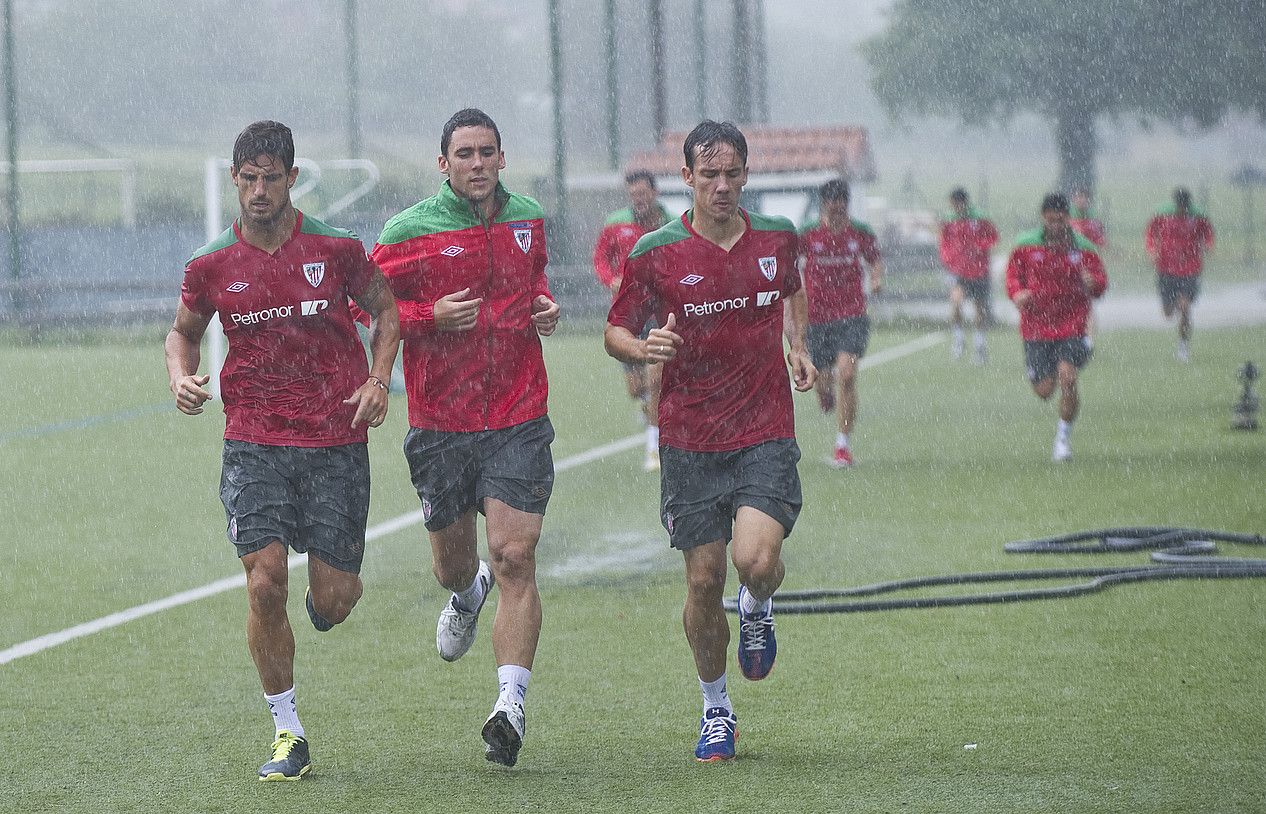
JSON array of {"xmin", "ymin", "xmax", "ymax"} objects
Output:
[{"xmin": 0, "ymin": 319, "xmax": 1262, "ymax": 813}]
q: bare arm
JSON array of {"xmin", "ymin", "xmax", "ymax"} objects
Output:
[
  {"xmin": 605, "ymin": 312, "xmax": 681, "ymax": 366},
  {"xmin": 868, "ymin": 258, "xmax": 886, "ymax": 295},
  {"xmin": 783, "ymin": 289, "xmax": 815, "ymax": 392},
  {"xmin": 346, "ymin": 269, "xmax": 401, "ymax": 429},
  {"xmin": 164, "ymin": 302, "xmax": 214, "ymax": 415}
]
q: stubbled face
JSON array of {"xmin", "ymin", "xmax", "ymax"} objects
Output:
[
  {"xmin": 439, "ymin": 125, "xmax": 504, "ymax": 205},
  {"xmin": 683, "ymin": 142, "xmax": 747, "ymax": 224},
  {"xmin": 232, "ymin": 154, "xmax": 297, "ymax": 228},
  {"xmin": 1042, "ymin": 209, "xmax": 1070, "ymax": 242},
  {"xmin": 822, "ymin": 197, "xmax": 850, "ymax": 225},
  {"xmin": 628, "ymin": 180, "xmax": 657, "ymax": 222}
]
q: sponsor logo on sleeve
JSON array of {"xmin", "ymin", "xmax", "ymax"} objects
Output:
[
  {"xmin": 302, "ymin": 262, "xmax": 325, "ymax": 288},
  {"xmin": 226, "ymin": 281, "xmax": 250, "ymax": 293},
  {"xmin": 679, "ymin": 274, "xmax": 704, "ymax": 286},
  {"xmin": 758, "ymin": 256, "xmax": 777, "ymax": 281}
]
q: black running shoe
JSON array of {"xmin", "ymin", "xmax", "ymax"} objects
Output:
[{"xmin": 258, "ymin": 731, "xmax": 311, "ymax": 781}]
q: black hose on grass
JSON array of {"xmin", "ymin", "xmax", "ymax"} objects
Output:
[{"xmin": 723, "ymin": 528, "xmax": 1266, "ymax": 614}]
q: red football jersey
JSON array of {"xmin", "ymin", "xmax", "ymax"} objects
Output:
[
  {"xmin": 1146, "ymin": 208, "xmax": 1214, "ymax": 277},
  {"xmin": 1004, "ymin": 229, "xmax": 1108, "ymax": 341},
  {"xmin": 608, "ymin": 209, "xmax": 801, "ymax": 452},
  {"xmin": 592, "ymin": 204, "xmax": 672, "ymax": 291},
  {"xmin": 181, "ymin": 212, "xmax": 377, "ymax": 447},
  {"xmin": 939, "ymin": 210, "xmax": 999, "ymax": 281},
  {"xmin": 797, "ymin": 219, "xmax": 881, "ymax": 323}
]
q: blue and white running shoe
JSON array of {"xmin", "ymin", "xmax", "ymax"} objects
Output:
[
  {"xmin": 736, "ymin": 585, "xmax": 777, "ymax": 681},
  {"xmin": 694, "ymin": 707, "xmax": 737, "ymax": 762}
]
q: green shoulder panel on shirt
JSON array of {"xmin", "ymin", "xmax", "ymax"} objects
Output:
[
  {"xmin": 627, "ymin": 217, "xmax": 691, "ymax": 260},
  {"xmin": 187, "ymin": 225, "xmax": 238, "ymax": 264},
  {"xmin": 746, "ymin": 210, "xmax": 797, "ymax": 235},
  {"xmin": 946, "ymin": 206, "xmax": 989, "ymax": 222},
  {"xmin": 377, "ymin": 195, "xmax": 470, "ymax": 245},
  {"xmin": 1155, "ymin": 203, "xmax": 1208, "ymax": 218},
  {"xmin": 299, "ymin": 213, "xmax": 360, "ymax": 242},
  {"xmin": 1014, "ymin": 228, "xmax": 1098, "ymax": 252},
  {"xmin": 604, "ymin": 207, "xmax": 636, "ymax": 226},
  {"xmin": 797, "ymin": 219, "xmax": 821, "ymax": 235},
  {"xmin": 849, "ymin": 218, "xmax": 875, "ymax": 235},
  {"xmin": 494, "ymin": 192, "xmax": 545, "ymax": 224}
]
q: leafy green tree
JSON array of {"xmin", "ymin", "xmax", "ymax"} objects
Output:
[{"xmin": 863, "ymin": 0, "xmax": 1266, "ymax": 193}]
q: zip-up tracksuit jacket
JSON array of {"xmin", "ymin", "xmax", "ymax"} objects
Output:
[
  {"xmin": 371, "ymin": 181, "xmax": 551, "ymax": 432},
  {"xmin": 1005, "ymin": 228, "xmax": 1108, "ymax": 341}
]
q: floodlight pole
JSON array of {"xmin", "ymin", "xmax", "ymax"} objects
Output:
[
  {"xmin": 694, "ymin": 0, "xmax": 706, "ymax": 120},
  {"xmin": 4, "ymin": 0, "xmax": 20, "ymax": 314},
  {"xmin": 345, "ymin": 0, "xmax": 361, "ymax": 157},
  {"xmin": 604, "ymin": 0, "xmax": 619, "ymax": 169},
  {"xmin": 650, "ymin": 0, "xmax": 665, "ymax": 142},
  {"xmin": 548, "ymin": 0, "xmax": 566, "ymax": 257},
  {"xmin": 732, "ymin": 0, "xmax": 752, "ymax": 123}
]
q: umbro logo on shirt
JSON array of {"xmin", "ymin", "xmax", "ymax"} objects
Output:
[
  {"xmin": 226, "ymin": 281, "xmax": 250, "ymax": 293},
  {"xmin": 680, "ymin": 274, "xmax": 704, "ymax": 286},
  {"xmin": 441, "ymin": 246, "xmax": 465, "ymax": 257}
]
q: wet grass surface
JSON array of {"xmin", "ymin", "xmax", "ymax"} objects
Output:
[{"xmin": 1, "ymin": 325, "xmax": 1263, "ymax": 812}]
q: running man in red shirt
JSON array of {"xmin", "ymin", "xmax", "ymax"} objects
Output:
[
  {"xmin": 1145, "ymin": 187, "xmax": 1214, "ymax": 362},
  {"xmin": 939, "ymin": 187, "xmax": 999, "ymax": 364},
  {"xmin": 371, "ymin": 109, "xmax": 559, "ymax": 768},
  {"xmin": 592, "ymin": 170, "xmax": 673, "ymax": 471},
  {"xmin": 1005, "ymin": 193, "xmax": 1108, "ymax": 462},
  {"xmin": 798, "ymin": 178, "xmax": 884, "ymax": 467},
  {"xmin": 605, "ymin": 121, "xmax": 816, "ymax": 763},
  {"xmin": 165, "ymin": 121, "xmax": 400, "ymax": 781}
]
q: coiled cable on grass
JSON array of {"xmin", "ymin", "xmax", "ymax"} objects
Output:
[{"xmin": 723, "ymin": 527, "xmax": 1266, "ymax": 614}]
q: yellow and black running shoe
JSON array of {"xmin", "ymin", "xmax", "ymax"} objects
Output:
[{"xmin": 258, "ymin": 731, "xmax": 312, "ymax": 781}]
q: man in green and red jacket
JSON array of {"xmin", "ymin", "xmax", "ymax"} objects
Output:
[
  {"xmin": 1145, "ymin": 187, "xmax": 1214, "ymax": 362},
  {"xmin": 1005, "ymin": 193, "xmax": 1107, "ymax": 462},
  {"xmin": 939, "ymin": 188, "xmax": 999, "ymax": 364},
  {"xmin": 371, "ymin": 108, "xmax": 559, "ymax": 769}
]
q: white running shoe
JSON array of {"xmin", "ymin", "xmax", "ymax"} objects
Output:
[
  {"xmin": 482, "ymin": 697, "xmax": 526, "ymax": 767},
  {"xmin": 644, "ymin": 448, "xmax": 660, "ymax": 472},
  {"xmin": 436, "ymin": 560, "xmax": 493, "ymax": 662},
  {"xmin": 1176, "ymin": 340, "xmax": 1190, "ymax": 363},
  {"xmin": 1052, "ymin": 436, "xmax": 1072, "ymax": 462},
  {"xmin": 951, "ymin": 332, "xmax": 965, "ymax": 360}
]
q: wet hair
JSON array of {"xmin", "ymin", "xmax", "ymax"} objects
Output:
[
  {"xmin": 1041, "ymin": 192, "xmax": 1070, "ymax": 214},
  {"xmin": 820, "ymin": 179, "xmax": 850, "ymax": 202},
  {"xmin": 625, "ymin": 170, "xmax": 656, "ymax": 189},
  {"xmin": 1174, "ymin": 187, "xmax": 1192, "ymax": 209},
  {"xmin": 949, "ymin": 187, "xmax": 969, "ymax": 203},
  {"xmin": 441, "ymin": 108, "xmax": 501, "ymax": 157},
  {"xmin": 233, "ymin": 120, "xmax": 294, "ymax": 172},
  {"xmin": 683, "ymin": 120, "xmax": 748, "ymax": 170}
]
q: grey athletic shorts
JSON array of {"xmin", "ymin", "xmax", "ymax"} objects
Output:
[
  {"xmin": 1024, "ymin": 337, "xmax": 1092, "ymax": 384},
  {"xmin": 220, "ymin": 440, "xmax": 370, "ymax": 573},
  {"xmin": 1157, "ymin": 273, "xmax": 1200, "ymax": 311},
  {"xmin": 950, "ymin": 275, "xmax": 992, "ymax": 304},
  {"xmin": 808, "ymin": 316, "xmax": 870, "ymax": 371},
  {"xmin": 659, "ymin": 438, "xmax": 803, "ymax": 551},
  {"xmin": 404, "ymin": 415, "xmax": 555, "ymax": 532}
]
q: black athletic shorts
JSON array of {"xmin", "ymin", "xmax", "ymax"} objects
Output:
[
  {"xmin": 951, "ymin": 275, "xmax": 992, "ymax": 304},
  {"xmin": 659, "ymin": 438, "xmax": 802, "ymax": 551},
  {"xmin": 1157, "ymin": 273, "xmax": 1200, "ymax": 311},
  {"xmin": 1024, "ymin": 337, "xmax": 1092, "ymax": 384},
  {"xmin": 404, "ymin": 415, "xmax": 555, "ymax": 532},
  {"xmin": 220, "ymin": 440, "xmax": 370, "ymax": 573},
  {"xmin": 808, "ymin": 316, "xmax": 870, "ymax": 371}
]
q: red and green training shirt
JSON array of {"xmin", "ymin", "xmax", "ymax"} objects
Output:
[
  {"xmin": 1004, "ymin": 228, "xmax": 1107, "ymax": 341},
  {"xmin": 608, "ymin": 208, "xmax": 801, "ymax": 452},
  {"xmin": 939, "ymin": 208, "xmax": 999, "ymax": 281},
  {"xmin": 591, "ymin": 204, "xmax": 673, "ymax": 291},
  {"xmin": 181, "ymin": 211, "xmax": 377, "ymax": 447},
  {"xmin": 372, "ymin": 181, "xmax": 551, "ymax": 433},
  {"xmin": 797, "ymin": 218, "xmax": 881, "ymax": 323},
  {"xmin": 1145, "ymin": 205, "xmax": 1214, "ymax": 278}
]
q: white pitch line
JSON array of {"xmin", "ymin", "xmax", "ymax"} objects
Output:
[{"xmin": 0, "ymin": 331, "xmax": 942, "ymax": 667}]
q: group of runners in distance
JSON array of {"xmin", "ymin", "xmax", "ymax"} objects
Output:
[{"xmin": 165, "ymin": 112, "xmax": 1217, "ymax": 780}]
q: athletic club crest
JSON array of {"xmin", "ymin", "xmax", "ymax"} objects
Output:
[
  {"xmin": 302, "ymin": 262, "xmax": 325, "ymax": 288},
  {"xmin": 513, "ymin": 228, "xmax": 532, "ymax": 254},
  {"xmin": 758, "ymin": 256, "xmax": 777, "ymax": 281}
]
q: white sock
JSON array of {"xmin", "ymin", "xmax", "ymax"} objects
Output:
[
  {"xmin": 699, "ymin": 674, "xmax": 732, "ymax": 713},
  {"xmin": 264, "ymin": 687, "xmax": 305, "ymax": 738},
  {"xmin": 1057, "ymin": 419, "xmax": 1072, "ymax": 441},
  {"xmin": 453, "ymin": 564, "xmax": 488, "ymax": 612},
  {"xmin": 739, "ymin": 585, "xmax": 771, "ymax": 617},
  {"xmin": 646, "ymin": 424, "xmax": 659, "ymax": 453},
  {"xmin": 497, "ymin": 664, "xmax": 531, "ymax": 706},
  {"xmin": 952, "ymin": 325, "xmax": 964, "ymax": 343},
  {"xmin": 835, "ymin": 432, "xmax": 849, "ymax": 450},
  {"xmin": 974, "ymin": 330, "xmax": 986, "ymax": 350}
]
